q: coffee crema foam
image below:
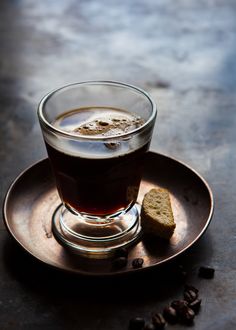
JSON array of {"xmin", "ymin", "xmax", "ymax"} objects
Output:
[
  {"xmin": 46, "ymin": 107, "xmax": 147, "ymax": 158},
  {"xmin": 54, "ymin": 107, "xmax": 145, "ymax": 138},
  {"xmin": 74, "ymin": 115, "xmax": 144, "ymax": 137}
]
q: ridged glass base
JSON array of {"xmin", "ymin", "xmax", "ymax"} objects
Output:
[{"xmin": 52, "ymin": 204, "xmax": 141, "ymax": 258}]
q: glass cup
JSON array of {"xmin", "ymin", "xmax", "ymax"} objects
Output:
[{"xmin": 38, "ymin": 81, "xmax": 157, "ymax": 258}]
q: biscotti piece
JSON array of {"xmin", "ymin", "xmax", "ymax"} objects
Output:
[{"xmin": 141, "ymin": 188, "xmax": 176, "ymax": 239}]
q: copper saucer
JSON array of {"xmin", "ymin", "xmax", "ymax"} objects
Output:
[{"xmin": 3, "ymin": 152, "xmax": 214, "ymax": 276}]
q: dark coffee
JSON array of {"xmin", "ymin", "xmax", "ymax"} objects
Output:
[{"xmin": 45, "ymin": 107, "xmax": 149, "ymax": 216}]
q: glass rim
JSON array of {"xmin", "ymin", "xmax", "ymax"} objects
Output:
[{"xmin": 37, "ymin": 80, "xmax": 157, "ymax": 141}]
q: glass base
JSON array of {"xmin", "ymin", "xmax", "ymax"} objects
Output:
[{"xmin": 52, "ymin": 204, "xmax": 141, "ymax": 259}]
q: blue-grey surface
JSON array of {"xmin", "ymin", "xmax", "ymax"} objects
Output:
[{"xmin": 0, "ymin": 0, "xmax": 236, "ymax": 329}]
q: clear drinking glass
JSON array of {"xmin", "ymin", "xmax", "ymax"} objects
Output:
[{"xmin": 38, "ymin": 81, "xmax": 157, "ymax": 258}]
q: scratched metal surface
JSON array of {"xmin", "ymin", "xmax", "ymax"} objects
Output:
[{"xmin": 0, "ymin": 0, "xmax": 236, "ymax": 329}]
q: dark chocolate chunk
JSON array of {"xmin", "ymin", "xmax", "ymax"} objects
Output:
[{"xmin": 198, "ymin": 266, "xmax": 215, "ymax": 279}]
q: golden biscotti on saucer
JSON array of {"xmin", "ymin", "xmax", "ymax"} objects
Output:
[{"xmin": 141, "ymin": 188, "xmax": 176, "ymax": 239}]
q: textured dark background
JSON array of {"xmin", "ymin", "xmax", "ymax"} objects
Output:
[{"xmin": 0, "ymin": 0, "xmax": 236, "ymax": 329}]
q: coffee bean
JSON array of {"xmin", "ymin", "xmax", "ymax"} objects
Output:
[
  {"xmin": 184, "ymin": 289, "xmax": 198, "ymax": 303},
  {"xmin": 132, "ymin": 258, "xmax": 144, "ymax": 269},
  {"xmin": 112, "ymin": 256, "xmax": 127, "ymax": 269},
  {"xmin": 129, "ymin": 317, "xmax": 145, "ymax": 330},
  {"xmin": 198, "ymin": 266, "xmax": 215, "ymax": 279},
  {"xmin": 189, "ymin": 298, "xmax": 202, "ymax": 314},
  {"xmin": 171, "ymin": 300, "xmax": 188, "ymax": 314},
  {"xmin": 152, "ymin": 313, "xmax": 166, "ymax": 329},
  {"xmin": 184, "ymin": 284, "xmax": 199, "ymax": 295},
  {"xmin": 179, "ymin": 307, "xmax": 195, "ymax": 324},
  {"xmin": 163, "ymin": 305, "xmax": 177, "ymax": 324},
  {"xmin": 144, "ymin": 322, "xmax": 155, "ymax": 330}
]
